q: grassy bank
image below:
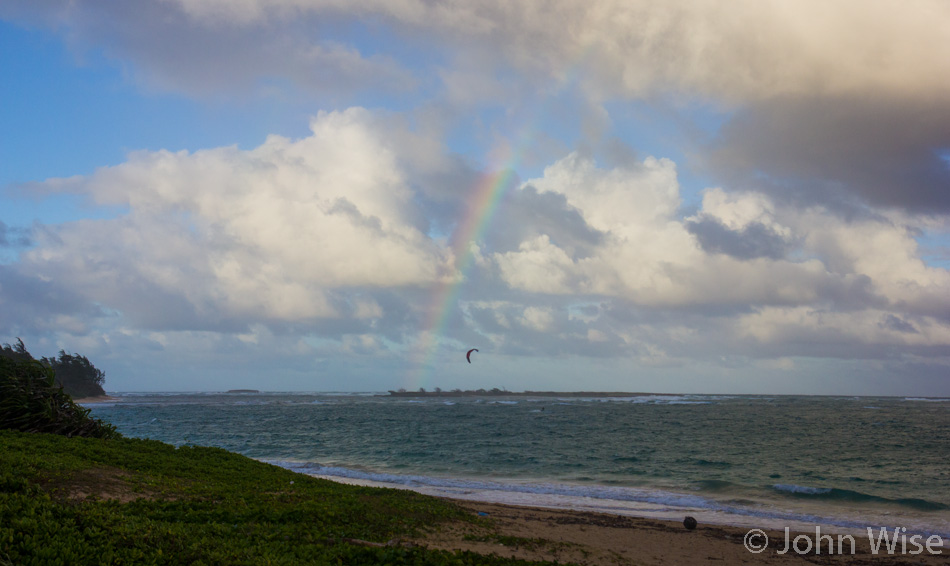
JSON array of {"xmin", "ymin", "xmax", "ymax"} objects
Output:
[{"xmin": 0, "ymin": 430, "xmax": 554, "ymax": 565}]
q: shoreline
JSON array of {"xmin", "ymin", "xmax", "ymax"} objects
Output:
[
  {"xmin": 88, "ymin": 392, "xmax": 950, "ymax": 562},
  {"xmin": 287, "ymin": 468, "xmax": 950, "ymax": 539},
  {"xmin": 307, "ymin": 472, "xmax": 950, "ymax": 552},
  {"xmin": 6, "ymin": 427, "xmax": 945, "ymax": 566},
  {"xmin": 306, "ymin": 474, "xmax": 949, "ymax": 564},
  {"xmin": 417, "ymin": 499, "xmax": 950, "ymax": 565},
  {"xmin": 75, "ymin": 394, "xmax": 119, "ymax": 404}
]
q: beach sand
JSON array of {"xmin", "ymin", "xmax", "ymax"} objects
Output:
[
  {"xmin": 74, "ymin": 395, "xmax": 119, "ymax": 404},
  {"xmin": 414, "ymin": 500, "xmax": 950, "ymax": 566}
]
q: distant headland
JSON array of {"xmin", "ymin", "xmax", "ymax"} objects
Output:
[
  {"xmin": 383, "ymin": 389, "xmax": 678, "ymax": 398},
  {"xmin": 226, "ymin": 389, "xmax": 261, "ymax": 394}
]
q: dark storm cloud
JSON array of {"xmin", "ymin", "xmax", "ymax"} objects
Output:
[
  {"xmin": 685, "ymin": 216, "xmax": 791, "ymax": 260},
  {"xmin": 709, "ymin": 96, "xmax": 950, "ymax": 213}
]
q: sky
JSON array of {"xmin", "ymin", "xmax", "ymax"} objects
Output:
[{"xmin": 2, "ymin": 1, "xmax": 949, "ymax": 395}]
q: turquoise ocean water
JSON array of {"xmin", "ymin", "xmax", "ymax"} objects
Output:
[{"xmin": 88, "ymin": 393, "xmax": 950, "ymax": 538}]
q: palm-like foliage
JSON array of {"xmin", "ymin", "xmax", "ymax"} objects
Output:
[
  {"xmin": 0, "ymin": 357, "xmax": 119, "ymax": 439},
  {"xmin": 1, "ymin": 339, "xmax": 107, "ymax": 399},
  {"xmin": 42, "ymin": 350, "xmax": 106, "ymax": 398}
]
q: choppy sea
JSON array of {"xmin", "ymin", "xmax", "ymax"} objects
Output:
[{"xmin": 87, "ymin": 392, "xmax": 950, "ymax": 539}]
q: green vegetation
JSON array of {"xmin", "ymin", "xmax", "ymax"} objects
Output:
[
  {"xmin": 43, "ymin": 349, "xmax": 107, "ymax": 399},
  {"xmin": 1, "ymin": 339, "xmax": 106, "ymax": 399},
  {"xmin": 0, "ymin": 343, "xmax": 562, "ymax": 564},
  {"xmin": 0, "ymin": 356, "xmax": 119, "ymax": 439},
  {"xmin": 0, "ymin": 430, "xmax": 560, "ymax": 565}
]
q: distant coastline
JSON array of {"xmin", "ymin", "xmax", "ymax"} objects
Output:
[
  {"xmin": 383, "ymin": 389, "xmax": 681, "ymax": 398},
  {"xmin": 226, "ymin": 389, "xmax": 261, "ymax": 394}
]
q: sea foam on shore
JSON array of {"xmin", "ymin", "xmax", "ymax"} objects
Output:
[{"xmin": 269, "ymin": 460, "xmax": 950, "ymax": 542}]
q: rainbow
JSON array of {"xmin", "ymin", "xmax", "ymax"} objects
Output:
[
  {"xmin": 404, "ymin": 48, "xmax": 595, "ymax": 390},
  {"xmin": 406, "ymin": 163, "xmax": 520, "ymax": 389}
]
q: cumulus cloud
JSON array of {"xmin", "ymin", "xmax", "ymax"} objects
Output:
[
  {"xmin": 497, "ymin": 154, "xmax": 831, "ymax": 307},
  {"xmin": 489, "ymin": 153, "xmax": 950, "ymax": 361},
  {"xmin": 17, "ymin": 109, "xmax": 452, "ymax": 331},
  {"xmin": 5, "ymin": 132, "xmax": 950, "ymax": 382}
]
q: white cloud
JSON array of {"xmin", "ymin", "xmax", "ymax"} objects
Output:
[
  {"xmin": 20, "ymin": 109, "xmax": 452, "ymax": 328},
  {"xmin": 794, "ymin": 212, "xmax": 950, "ymax": 313},
  {"xmin": 497, "ymin": 154, "xmax": 832, "ymax": 306},
  {"xmin": 528, "ymin": 153, "xmax": 681, "ymax": 231},
  {"xmin": 738, "ymin": 308, "xmax": 950, "ymax": 349},
  {"xmin": 692, "ymin": 188, "xmax": 790, "ymax": 237},
  {"xmin": 492, "ymin": 153, "xmax": 950, "ymax": 358},
  {"xmin": 495, "ymin": 235, "xmax": 577, "ymax": 295},
  {"xmin": 12, "ymin": 130, "xmax": 950, "ymax": 367},
  {"xmin": 166, "ymin": 0, "xmax": 950, "ymax": 102},
  {"xmin": 520, "ymin": 306, "xmax": 554, "ymax": 332}
]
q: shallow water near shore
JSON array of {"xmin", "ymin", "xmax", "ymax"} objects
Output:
[{"xmin": 87, "ymin": 392, "xmax": 950, "ymax": 539}]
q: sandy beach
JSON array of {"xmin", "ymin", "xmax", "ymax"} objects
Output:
[{"xmin": 416, "ymin": 500, "xmax": 950, "ymax": 565}]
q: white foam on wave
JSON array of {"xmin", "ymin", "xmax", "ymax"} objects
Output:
[
  {"xmin": 599, "ymin": 395, "xmax": 719, "ymax": 405},
  {"xmin": 265, "ymin": 460, "xmax": 950, "ymax": 538},
  {"xmin": 272, "ymin": 461, "xmax": 709, "ymax": 508},
  {"xmin": 113, "ymin": 392, "xmax": 197, "ymax": 396},
  {"xmin": 773, "ymin": 484, "xmax": 832, "ymax": 495}
]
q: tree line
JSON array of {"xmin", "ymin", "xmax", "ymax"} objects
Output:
[{"xmin": 0, "ymin": 338, "xmax": 106, "ymax": 399}]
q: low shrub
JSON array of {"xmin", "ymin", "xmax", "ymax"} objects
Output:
[
  {"xmin": 0, "ymin": 430, "xmax": 553, "ymax": 565},
  {"xmin": 0, "ymin": 357, "xmax": 119, "ymax": 439}
]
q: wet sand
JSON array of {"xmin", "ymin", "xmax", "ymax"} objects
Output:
[{"xmin": 416, "ymin": 500, "xmax": 949, "ymax": 566}]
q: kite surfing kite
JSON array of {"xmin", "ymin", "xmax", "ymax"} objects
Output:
[{"xmin": 466, "ymin": 348, "xmax": 479, "ymax": 363}]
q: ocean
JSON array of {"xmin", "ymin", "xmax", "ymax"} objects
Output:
[{"xmin": 86, "ymin": 392, "xmax": 950, "ymax": 540}]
